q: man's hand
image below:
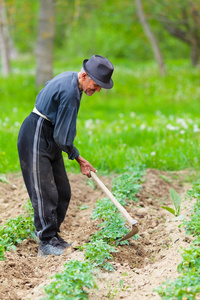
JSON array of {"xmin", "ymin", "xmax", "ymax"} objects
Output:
[{"xmin": 76, "ymin": 155, "xmax": 97, "ymax": 178}]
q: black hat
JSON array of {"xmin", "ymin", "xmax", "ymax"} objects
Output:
[{"xmin": 83, "ymin": 55, "xmax": 114, "ymax": 89}]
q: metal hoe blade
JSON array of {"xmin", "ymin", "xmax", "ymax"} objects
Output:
[{"xmin": 118, "ymin": 224, "xmax": 139, "ymax": 242}]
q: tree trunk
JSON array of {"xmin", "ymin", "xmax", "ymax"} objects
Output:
[
  {"xmin": 35, "ymin": 0, "xmax": 55, "ymax": 88},
  {"xmin": 135, "ymin": 0, "xmax": 165, "ymax": 75},
  {"xmin": 191, "ymin": 37, "xmax": 199, "ymax": 66},
  {"xmin": 0, "ymin": 0, "xmax": 11, "ymax": 76}
]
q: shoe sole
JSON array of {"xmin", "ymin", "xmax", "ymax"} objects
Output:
[{"xmin": 37, "ymin": 244, "xmax": 65, "ymax": 257}]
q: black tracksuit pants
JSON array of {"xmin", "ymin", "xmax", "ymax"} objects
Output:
[{"xmin": 17, "ymin": 112, "xmax": 71, "ymax": 241}]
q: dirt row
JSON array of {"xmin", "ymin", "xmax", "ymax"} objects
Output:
[{"xmin": 0, "ymin": 169, "xmax": 194, "ymax": 299}]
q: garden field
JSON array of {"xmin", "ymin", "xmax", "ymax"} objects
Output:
[
  {"xmin": 1, "ymin": 59, "xmax": 200, "ymax": 299},
  {"xmin": 0, "ymin": 168, "xmax": 196, "ymax": 299}
]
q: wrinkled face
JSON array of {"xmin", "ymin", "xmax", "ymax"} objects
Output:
[{"xmin": 82, "ymin": 75, "xmax": 102, "ymax": 96}]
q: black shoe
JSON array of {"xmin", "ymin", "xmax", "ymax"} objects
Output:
[
  {"xmin": 55, "ymin": 233, "xmax": 72, "ymax": 249},
  {"xmin": 38, "ymin": 236, "xmax": 66, "ymax": 257}
]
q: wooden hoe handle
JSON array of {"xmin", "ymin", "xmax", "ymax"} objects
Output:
[{"xmin": 90, "ymin": 171, "xmax": 138, "ymax": 226}]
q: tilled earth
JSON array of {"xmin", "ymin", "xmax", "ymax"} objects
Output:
[{"xmin": 0, "ymin": 169, "xmax": 194, "ymax": 299}]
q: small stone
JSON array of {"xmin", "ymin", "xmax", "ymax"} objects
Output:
[
  {"xmin": 140, "ymin": 232, "xmax": 150, "ymax": 239},
  {"xmin": 135, "ymin": 208, "xmax": 148, "ymax": 217}
]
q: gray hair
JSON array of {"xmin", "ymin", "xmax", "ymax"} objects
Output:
[{"xmin": 80, "ymin": 67, "xmax": 91, "ymax": 80}]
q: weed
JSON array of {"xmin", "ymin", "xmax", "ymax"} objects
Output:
[
  {"xmin": 78, "ymin": 204, "xmax": 89, "ymax": 210},
  {"xmin": 119, "ymin": 280, "xmax": 124, "ymax": 288},
  {"xmin": 151, "ymin": 256, "xmax": 155, "ymax": 262},
  {"xmin": 0, "ymin": 175, "xmax": 8, "ymax": 183},
  {"xmin": 107, "ymin": 283, "xmax": 118, "ymax": 299},
  {"xmin": 159, "ymin": 174, "xmax": 173, "ymax": 183},
  {"xmin": 86, "ymin": 179, "xmax": 96, "ymax": 189}
]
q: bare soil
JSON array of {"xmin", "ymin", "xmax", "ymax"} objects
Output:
[{"xmin": 0, "ymin": 169, "xmax": 195, "ymax": 300}]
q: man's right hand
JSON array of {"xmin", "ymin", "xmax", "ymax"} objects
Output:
[{"xmin": 76, "ymin": 155, "xmax": 97, "ymax": 178}]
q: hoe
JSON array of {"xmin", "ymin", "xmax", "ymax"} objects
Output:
[{"xmin": 91, "ymin": 171, "xmax": 139, "ymax": 242}]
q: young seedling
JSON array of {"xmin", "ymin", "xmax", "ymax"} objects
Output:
[{"xmin": 161, "ymin": 188, "xmax": 185, "ymax": 220}]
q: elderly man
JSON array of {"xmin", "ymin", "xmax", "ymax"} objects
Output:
[{"xmin": 17, "ymin": 55, "xmax": 114, "ymax": 257}]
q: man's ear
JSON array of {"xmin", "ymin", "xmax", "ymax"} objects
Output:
[{"xmin": 81, "ymin": 72, "xmax": 87, "ymax": 80}]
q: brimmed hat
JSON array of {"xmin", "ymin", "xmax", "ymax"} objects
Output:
[{"xmin": 83, "ymin": 55, "xmax": 114, "ymax": 89}]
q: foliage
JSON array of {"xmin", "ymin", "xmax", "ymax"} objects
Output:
[
  {"xmin": 161, "ymin": 188, "xmax": 182, "ymax": 217},
  {"xmin": 0, "ymin": 200, "xmax": 35, "ymax": 261},
  {"xmin": 42, "ymin": 166, "xmax": 143, "ymax": 298},
  {"xmin": 183, "ymin": 180, "xmax": 200, "ymax": 236},
  {"xmin": 91, "ymin": 203, "xmax": 131, "ymax": 244},
  {"xmin": 91, "ymin": 164, "xmax": 143, "ymax": 244},
  {"xmin": 42, "ymin": 260, "xmax": 98, "ymax": 300},
  {"xmin": 83, "ymin": 240, "xmax": 118, "ymax": 271},
  {"xmin": 156, "ymin": 181, "xmax": 200, "ymax": 299},
  {"xmin": 1, "ymin": 60, "xmax": 200, "ymax": 174},
  {"xmin": 156, "ymin": 273, "xmax": 200, "ymax": 300},
  {"xmin": 112, "ymin": 165, "xmax": 143, "ymax": 202},
  {"xmin": 5, "ymin": 0, "xmax": 39, "ymax": 52},
  {"xmin": 156, "ymin": 240, "xmax": 200, "ymax": 299},
  {"xmin": 0, "ymin": 175, "xmax": 8, "ymax": 183},
  {"xmin": 4, "ymin": 0, "xmax": 193, "ymax": 62},
  {"xmin": 147, "ymin": 0, "xmax": 200, "ymax": 65}
]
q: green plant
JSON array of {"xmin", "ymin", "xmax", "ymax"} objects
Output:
[
  {"xmin": 0, "ymin": 175, "xmax": 8, "ymax": 183},
  {"xmin": 161, "ymin": 188, "xmax": 183, "ymax": 218},
  {"xmin": 112, "ymin": 165, "xmax": 143, "ymax": 202},
  {"xmin": 156, "ymin": 241, "xmax": 200, "ymax": 299},
  {"xmin": 0, "ymin": 200, "xmax": 35, "ymax": 260},
  {"xmin": 156, "ymin": 275, "xmax": 200, "ymax": 300},
  {"xmin": 184, "ymin": 181, "xmax": 200, "ymax": 236},
  {"xmin": 156, "ymin": 181, "xmax": 200, "ymax": 299},
  {"xmin": 78, "ymin": 204, "xmax": 89, "ymax": 210},
  {"xmin": 159, "ymin": 174, "xmax": 172, "ymax": 183},
  {"xmin": 42, "ymin": 167, "xmax": 143, "ymax": 298},
  {"xmin": 91, "ymin": 209, "xmax": 133, "ymax": 245},
  {"xmin": 2, "ymin": 60, "xmax": 200, "ymax": 174},
  {"xmin": 42, "ymin": 260, "xmax": 98, "ymax": 300},
  {"xmin": 83, "ymin": 240, "xmax": 118, "ymax": 271},
  {"xmin": 0, "ymin": 245, "xmax": 5, "ymax": 261},
  {"xmin": 91, "ymin": 166, "xmax": 143, "ymax": 244}
]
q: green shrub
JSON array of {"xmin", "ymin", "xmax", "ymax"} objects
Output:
[
  {"xmin": 156, "ymin": 181, "xmax": 200, "ymax": 299},
  {"xmin": 0, "ymin": 200, "xmax": 35, "ymax": 260},
  {"xmin": 42, "ymin": 260, "xmax": 98, "ymax": 300}
]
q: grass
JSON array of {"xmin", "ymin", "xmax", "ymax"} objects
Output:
[
  {"xmin": 0, "ymin": 58, "xmax": 200, "ymax": 174},
  {"xmin": 1, "ymin": 56, "xmax": 200, "ymax": 298}
]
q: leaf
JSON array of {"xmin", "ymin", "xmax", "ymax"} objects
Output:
[
  {"xmin": 0, "ymin": 176, "xmax": 8, "ymax": 183},
  {"xmin": 173, "ymin": 214, "xmax": 185, "ymax": 221},
  {"xmin": 119, "ymin": 280, "xmax": 124, "ymax": 288},
  {"xmin": 161, "ymin": 206, "xmax": 176, "ymax": 216},
  {"xmin": 170, "ymin": 188, "xmax": 182, "ymax": 216},
  {"xmin": 78, "ymin": 204, "xmax": 89, "ymax": 210}
]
